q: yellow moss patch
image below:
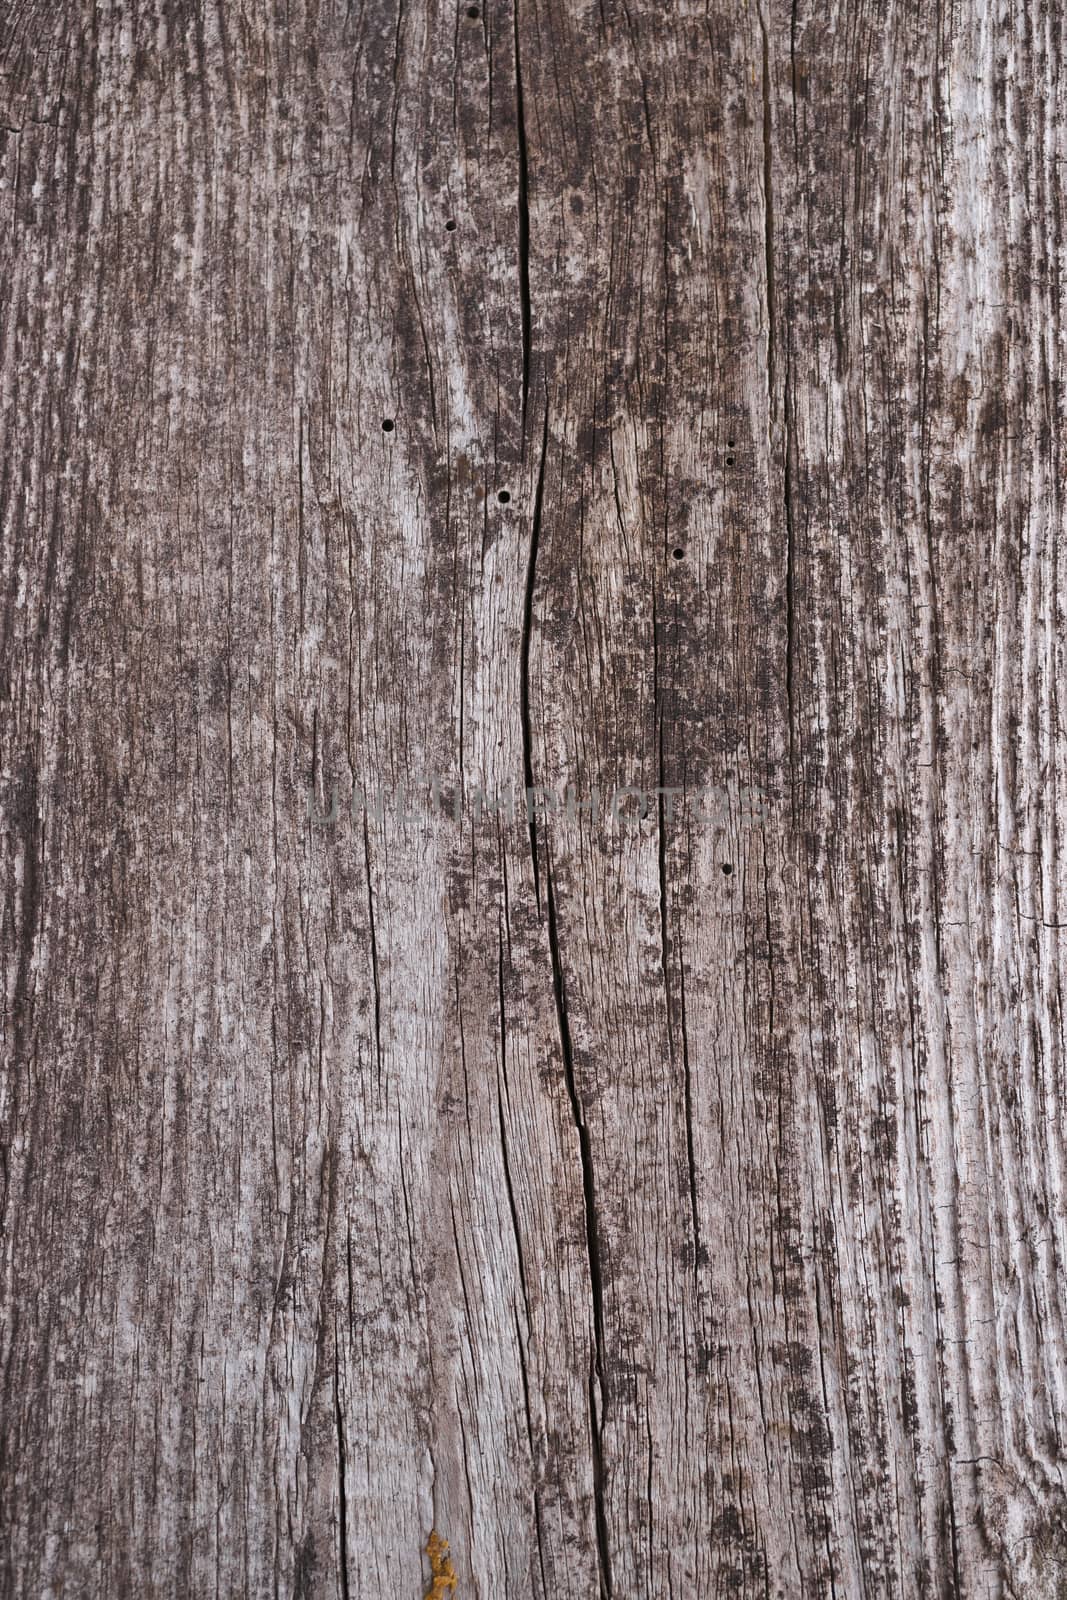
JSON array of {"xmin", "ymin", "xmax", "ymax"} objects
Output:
[{"xmin": 425, "ymin": 1529, "xmax": 458, "ymax": 1598}]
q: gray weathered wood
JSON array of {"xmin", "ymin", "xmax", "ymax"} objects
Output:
[{"xmin": 3, "ymin": 0, "xmax": 1067, "ymax": 1595}]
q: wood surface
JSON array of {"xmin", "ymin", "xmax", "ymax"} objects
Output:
[{"xmin": 3, "ymin": 1, "xmax": 1067, "ymax": 1595}]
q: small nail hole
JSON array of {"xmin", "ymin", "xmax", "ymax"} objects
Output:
[
  {"xmin": 727, "ymin": 438, "xmax": 736, "ymax": 448},
  {"xmin": 721, "ymin": 863, "xmax": 733, "ymax": 875},
  {"xmin": 672, "ymin": 547, "xmax": 685, "ymax": 560},
  {"xmin": 382, "ymin": 418, "xmax": 395, "ymax": 432},
  {"xmin": 467, "ymin": 4, "xmax": 480, "ymax": 15},
  {"xmin": 726, "ymin": 454, "xmax": 735, "ymax": 465},
  {"xmin": 445, "ymin": 218, "xmax": 457, "ymax": 232},
  {"xmin": 497, "ymin": 489, "xmax": 511, "ymax": 504}
]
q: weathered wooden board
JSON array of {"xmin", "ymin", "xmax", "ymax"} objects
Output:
[{"xmin": 3, "ymin": 0, "xmax": 1067, "ymax": 1595}]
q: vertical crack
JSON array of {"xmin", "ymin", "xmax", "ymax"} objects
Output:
[
  {"xmin": 513, "ymin": 0, "xmax": 533, "ymax": 434},
  {"xmin": 362, "ymin": 813, "xmax": 384, "ymax": 1092},
  {"xmin": 784, "ymin": 385, "xmax": 796, "ymax": 781},
  {"xmin": 515, "ymin": 1308, "xmax": 550, "ymax": 1598},
  {"xmin": 520, "ymin": 405, "xmax": 550, "ymax": 914},
  {"xmin": 588, "ymin": 1364, "xmax": 613, "ymax": 1600},
  {"xmin": 512, "ymin": 19, "xmax": 606, "ymax": 1576},
  {"xmin": 497, "ymin": 928, "xmax": 532, "ymax": 1319},
  {"xmin": 760, "ymin": 10, "xmax": 796, "ymax": 776},
  {"xmin": 651, "ymin": 578, "xmax": 672, "ymax": 1018},
  {"xmin": 334, "ymin": 1362, "xmax": 352, "ymax": 1600},
  {"xmin": 678, "ymin": 958, "xmax": 704, "ymax": 1276},
  {"xmin": 545, "ymin": 858, "xmax": 614, "ymax": 1598},
  {"xmin": 759, "ymin": 13, "xmax": 777, "ymax": 410}
]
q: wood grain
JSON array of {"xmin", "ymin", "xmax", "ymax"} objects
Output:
[{"xmin": 3, "ymin": 1, "xmax": 1067, "ymax": 1595}]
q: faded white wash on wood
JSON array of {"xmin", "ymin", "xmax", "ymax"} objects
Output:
[{"xmin": 2, "ymin": 1, "xmax": 1067, "ymax": 1596}]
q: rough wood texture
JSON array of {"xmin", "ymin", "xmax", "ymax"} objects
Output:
[{"xmin": 3, "ymin": 1, "xmax": 1066, "ymax": 1595}]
